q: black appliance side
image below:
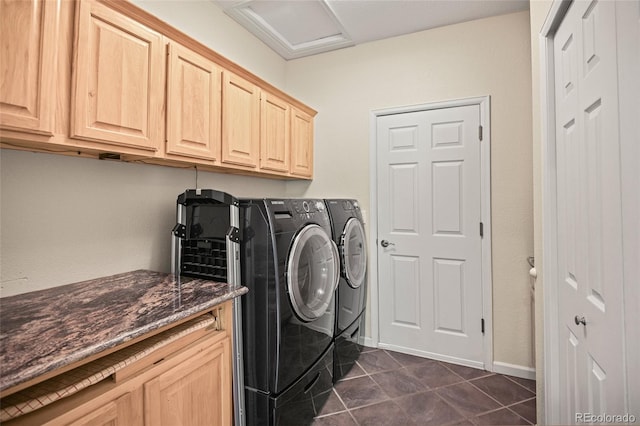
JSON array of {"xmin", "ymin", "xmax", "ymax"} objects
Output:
[
  {"xmin": 245, "ymin": 343, "xmax": 334, "ymax": 426},
  {"xmin": 325, "ymin": 199, "xmax": 368, "ymax": 384},
  {"xmin": 333, "ymin": 311, "xmax": 366, "ymax": 383},
  {"xmin": 325, "ymin": 199, "xmax": 368, "ymax": 336},
  {"xmin": 239, "ymin": 200, "xmax": 277, "ymax": 394}
]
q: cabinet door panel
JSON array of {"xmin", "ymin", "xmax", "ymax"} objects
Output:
[
  {"xmin": 290, "ymin": 108, "xmax": 314, "ymax": 178},
  {"xmin": 221, "ymin": 72, "xmax": 259, "ymax": 168},
  {"xmin": 0, "ymin": 0, "xmax": 57, "ymax": 135},
  {"xmin": 166, "ymin": 43, "xmax": 221, "ymax": 161},
  {"xmin": 260, "ymin": 92, "xmax": 290, "ymax": 173},
  {"xmin": 68, "ymin": 391, "xmax": 142, "ymax": 426},
  {"xmin": 71, "ymin": 0, "xmax": 163, "ymax": 152},
  {"xmin": 144, "ymin": 337, "xmax": 231, "ymax": 426}
]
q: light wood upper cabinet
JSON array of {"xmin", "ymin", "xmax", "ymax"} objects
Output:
[
  {"xmin": 166, "ymin": 42, "xmax": 222, "ymax": 162},
  {"xmin": 1, "ymin": 0, "xmax": 316, "ymax": 179},
  {"xmin": 260, "ymin": 92, "xmax": 290, "ymax": 173},
  {"xmin": 71, "ymin": 0, "xmax": 164, "ymax": 153},
  {"xmin": 221, "ymin": 72, "xmax": 260, "ymax": 168},
  {"xmin": 290, "ymin": 107, "xmax": 314, "ymax": 178},
  {"xmin": 0, "ymin": 0, "xmax": 57, "ymax": 135}
]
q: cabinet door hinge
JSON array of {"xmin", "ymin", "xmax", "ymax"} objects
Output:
[
  {"xmin": 480, "ymin": 222, "xmax": 484, "ymax": 238},
  {"xmin": 479, "ymin": 125, "xmax": 483, "ymax": 141},
  {"xmin": 481, "ymin": 318, "xmax": 485, "ymax": 334}
]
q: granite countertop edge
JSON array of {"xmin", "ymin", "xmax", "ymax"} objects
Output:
[{"xmin": 1, "ymin": 281, "xmax": 248, "ymax": 393}]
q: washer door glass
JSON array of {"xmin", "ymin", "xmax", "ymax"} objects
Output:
[
  {"xmin": 287, "ymin": 224, "xmax": 340, "ymax": 322},
  {"xmin": 340, "ymin": 218, "xmax": 367, "ymax": 289}
]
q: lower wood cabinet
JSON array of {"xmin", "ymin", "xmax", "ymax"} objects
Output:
[
  {"xmin": 67, "ymin": 391, "xmax": 142, "ymax": 426},
  {"xmin": 144, "ymin": 334, "xmax": 231, "ymax": 426},
  {"xmin": 3, "ymin": 303, "xmax": 233, "ymax": 426}
]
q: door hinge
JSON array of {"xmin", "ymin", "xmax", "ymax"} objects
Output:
[
  {"xmin": 481, "ymin": 318, "xmax": 485, "ymax": 334},
  {"xmin": 479, "ymin": 125, "xmax": 483, "ymax": 141},
  {"xmin": 480, "ymin": 222, "xmax": 484, "ymax": 238}
]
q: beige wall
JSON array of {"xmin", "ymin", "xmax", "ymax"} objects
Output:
[
  {"xmin": 131, "ymin": 0, "xmax": 287, "ymax": 89},
  {"xmin": 0, "ymin": 150, "xmax": 287, "ymax": 296},
  {"xmin": 529, "ymin": 0, "xmax": 554, "ymax": 422},
  {"xmin": 285, "ymin": 11, "xmax": 535, "ymax": 370}
]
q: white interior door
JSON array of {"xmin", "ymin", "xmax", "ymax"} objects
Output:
[
  {"xmin": 553, "ymin": 0, "xmax": 626, "ymax": 419},
  {"xmin": 376, "ymin": 104, "xmax": 484, "ymax": 367}
]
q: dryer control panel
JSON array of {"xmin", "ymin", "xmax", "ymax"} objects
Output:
[{"xmin": 268, "ymin": 199, "xmax": 331, "ymax": 232}]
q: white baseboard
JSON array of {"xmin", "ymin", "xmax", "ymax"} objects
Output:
[
  {"xmin": 492, "ymin": 361, "xmax": 536, "ymax": 380},
  {"xmin": 363, "ymin": 337, "xmax": 377, "ymax": 348},
  {"xmin": 378, "ymin": 342, "xmax": 485, "ymax": 370}
]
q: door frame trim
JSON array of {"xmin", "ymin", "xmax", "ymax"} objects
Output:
[
  {"xmin": 368, "ymin": 95, "xmax": 493, "ymax": 371},
  {"xmin": 539, "ymin": 1, "xmax": 573, "ymax": 424}
]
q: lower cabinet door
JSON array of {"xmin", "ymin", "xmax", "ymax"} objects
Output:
[
  {"xmin": 143, "ymin": 335, "xmax": 232, "ymax": 426},
  {"xmin": 67, "ymin": 391, "xmax": 142, "ymax": 426}
]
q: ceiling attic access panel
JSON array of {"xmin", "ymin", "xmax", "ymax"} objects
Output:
[{"xmin": 219, "ymin": 0, "xmax": 353, "ymax": 60}]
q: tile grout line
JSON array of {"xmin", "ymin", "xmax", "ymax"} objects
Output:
[
  {"xmin": 462, "ymin": 379, "xmax": 535, "ymax": 423},
  {"xmin": 467, "ymin": 375, "xmax": 536, "ymax": 407},
  {"xmin": 504, "ymin": 374, "xmax": 538, "ymax": 393}
]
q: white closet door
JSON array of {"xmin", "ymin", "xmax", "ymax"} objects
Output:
[{"xmin": 553, "ymin": 0, "xmax": 626, "ymax": 420}]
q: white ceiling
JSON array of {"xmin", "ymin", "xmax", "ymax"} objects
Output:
[{"xmin": 214, "ymin": 0, "xmax": 530, "ymax": 60}]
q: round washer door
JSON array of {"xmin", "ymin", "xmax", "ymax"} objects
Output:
[
  {"xmin": 340, "ymin": 218, "xmax": 367, "ymax": 289},
  {"xmin": 287, "ymin": 224, "xmax": 340, "ymax": 322}
]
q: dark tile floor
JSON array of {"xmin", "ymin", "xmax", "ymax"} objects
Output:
[{"xmin": 313, "ymin": 348, "xmax": 536, "ymax": 426}]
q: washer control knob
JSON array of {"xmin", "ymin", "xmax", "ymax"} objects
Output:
[{"xmin": 302, "ymin": 201, "xmax": 310, "ymax": 213}]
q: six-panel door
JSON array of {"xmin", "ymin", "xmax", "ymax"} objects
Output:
[{"xmin": 553, "ymin": 0, "xmax": 626, "ymax": 418}]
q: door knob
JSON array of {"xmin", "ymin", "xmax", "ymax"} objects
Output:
[
  {"xmin": 380, "ymin": 240, "xmax": 395, "ymax": 248},
  {"xmin": 574, "ymin": 315, "xmax": 587, "ymax": 326}
]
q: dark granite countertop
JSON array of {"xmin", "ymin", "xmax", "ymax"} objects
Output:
[{"xmin": 0, "ymin": 270, "xmax": 247, "ymax": 393}]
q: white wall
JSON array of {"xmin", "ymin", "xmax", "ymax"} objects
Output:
[{"xmin": 285, "ymin": 11, "xmax": 535, "ymax": 370}]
